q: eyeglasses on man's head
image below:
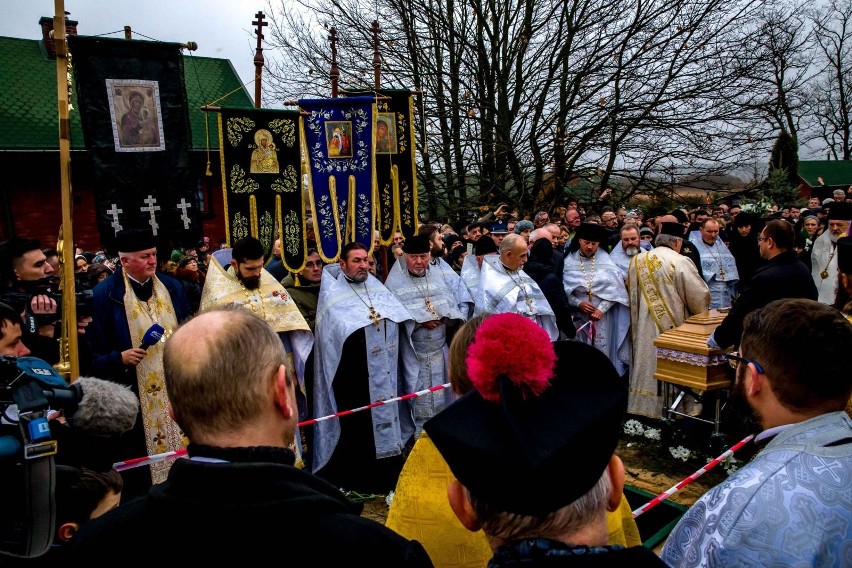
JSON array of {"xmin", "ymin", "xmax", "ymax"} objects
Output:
[{"xmin": 725, "ymin": 352, "xmax": 764, "ymax": 374}]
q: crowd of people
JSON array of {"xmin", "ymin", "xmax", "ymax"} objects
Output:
[{"xmin": 0, "ymin": 188, "xmax": 851, "ymax": 565}]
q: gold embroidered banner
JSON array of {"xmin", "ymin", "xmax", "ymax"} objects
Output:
[
  {"xmin": 344, "ymin": 89, "xmax": 419, "ymax": 243},
  {"xmin": 299, "ymin": 96, "xmax": 376, "ymax": 263},
  {"xmin": 217, "ymin": 107, "xmax": 307, "ymax": 272}
]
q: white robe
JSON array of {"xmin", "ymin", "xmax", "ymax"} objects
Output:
[
  {"xmin": 689, "ymin": 236, "xmax": 739, "ymax": 309},
  {"xmin": 474, "ymin": 255, "xmax": 559, "ymax": 340},
  {"xmin": 311, "ymin": 265, "xmax": 417, "ymax": 473},
  {"xmin": 626, "ymin": 246, "xmax": 710, "ymax": 418},
  {"xmin": 384, "ymin": 261, "xmax": 467, "ymax": 434},
  {"xmin": 810, "ymin": 230, "xmax": 840, "ymax": 304},
  {"xmin": 563, "ymin": 248, "xmax": 631, "ymax": 376}
]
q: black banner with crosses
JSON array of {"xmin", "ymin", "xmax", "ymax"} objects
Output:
[{"xmin": 68, "ymin": 35, "xmax": 200, "ymax": 254}]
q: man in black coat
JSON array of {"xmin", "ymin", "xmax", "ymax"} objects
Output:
[
  {"xmin": 72, "ymin": 306, "xmax": 433, "ymax": 566},
  {"xmin": 709, "ymin": 220, "xmax": 818, "ymax": 350}
]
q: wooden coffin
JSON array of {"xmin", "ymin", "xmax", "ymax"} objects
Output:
[{"xmin": 653, "ymin": 309, "xmax": 732, "ymax": 391}]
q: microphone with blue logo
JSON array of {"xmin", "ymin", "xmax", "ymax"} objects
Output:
[{"xmin": 139, "ymin": 323, "xmax": 165, "ymax": 350}]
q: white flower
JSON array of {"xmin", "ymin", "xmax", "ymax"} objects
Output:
[
  {"xmin": 722, "ymin": 456, "xmax": 739, "ymax": 475},
  {"xmin": 623, "ymin": 419, "xmax": 645, "ymax": 436},
  {"xmin": 385, "ymin": 491, "xmax": 394, "ymax": 507},
  {"xmin": 644, "ymin": 427, "xmax": 661, "ymax": 440},
  {"xmin": 669, "ymin": 446, "xmax": 692, "ymax": 462}
]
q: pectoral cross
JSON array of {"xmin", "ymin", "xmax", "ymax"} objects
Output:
[
  {"xmin": 424, "ymin": 299, "xmax": 438, "ymax": 318},
  {"xmin": 368, "ymin": 306, "xmax": 382, "ymax": 326},
  {"xmin": 107, "ymin": 203, "xmax": 123, "ymax": 234},
  {"xmin": 141, "ymin": 195, "xmax": 161, "ymax": 235},
  {"xmin": 177, "ymin": 198, "xmax": 192, "ymax": 229}
]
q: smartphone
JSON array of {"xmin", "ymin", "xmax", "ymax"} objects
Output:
[{"xmin": 466, "ymin": 243, "xmax": 473, "ymax": 256}]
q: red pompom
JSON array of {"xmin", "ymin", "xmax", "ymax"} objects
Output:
[{"xmin": 466, "ymin": 313, "xmax": 557, "ymax": 402}]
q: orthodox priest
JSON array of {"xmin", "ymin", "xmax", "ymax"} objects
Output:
[
  {"xmin": 563, "ymin": 223, "xmax": 631, "ymax": 376},
  {"xmin": 474, "ymin": 233, "xmax": 559, "ymax": 340},
  {"xmin": 199, "ymin": 236, "xmax": 314, "ymax": 463},
  {"xmin": 809, "ymin": 201, "xmax": 852, "ymax": 304},
  {"xmin": 87, "ymin": 228, "xmax": 191, "ymax": 499},
  {"xmin": 689, "ymin": 218, "xmax": 739, "ymax": 308},
  {"xmin": 460, "ymin": 234, "xmax": 498, "ymax": 306},
  {"xmin": 312, "ymin": 242, "xmax": 417, "ymax": 494},
  {"xmin": 385, "ymin": 235, "xmax": 467, "ymax": 434},
  {"xmin": 626, "ymin": 223, "xmax": 710, "ymax": 418}
]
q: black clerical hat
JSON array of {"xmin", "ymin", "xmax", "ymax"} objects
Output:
[
  {"xmin": 115, "ymin": 228, "xmax": 156, "ymax": 253},
  {"xmin": 659, "ymin": 222, "xmax": 686, "ymax": 238},
  {"xmin": 838, "ymin": 237, "xmax": 852, "ymax": 274},
  {"xmin": 474, "ymin": 236, "xmax": 498, "ymax": 256},
  {"xmin": 425, "ymin": 313, "xmax": 627, "ymax": 517},
  {"xmin": 829, "ymin": 201, "xmax": 852, "ymax": 221},
  {"xmin": 402, "ymin": 235, "xmax": 430, "ymax": 254},
  {"xmin": 574, "ymin": 222, "xmax": 610, "ymax": 244}
]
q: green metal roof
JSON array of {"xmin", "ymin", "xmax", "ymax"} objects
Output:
[
  {"xmin": 797, "ymin": 160, "xmax": 852, "ymax": 187},
  {"xmin": 0, "ymin": 35, "xmax": 252, "ymax": 151}
]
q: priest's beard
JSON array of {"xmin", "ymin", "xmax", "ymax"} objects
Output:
[
  {"xmin": 625, "ymin": 246, "xmax": 640, "ymax": 257},
  {"xmin": 431, "ymin": 246, "xmax": 444, "ymax": 259},
  {"xmin": 830, "ymin": 231, "xmax": 841, "ymax": 244},
  {"xmin": 237, "ymin": 271, "xmax": 261, "ymax": 290},
  {"xmin": 727, "ymin": 364, "xmax": 762, "ymax": 435}
]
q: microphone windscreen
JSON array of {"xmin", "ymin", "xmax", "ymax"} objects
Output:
[
  {"xmin": 69, "ymin": 377, "xmax": 139, "ymax": 436},
  {"xmin": 141, "ymin": 323, "xmax": 165, "ymax": 348}
]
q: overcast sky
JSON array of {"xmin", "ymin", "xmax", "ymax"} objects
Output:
[{"xmin": 0, "ymin": 0, "xmax": 267, "ymax": 86}]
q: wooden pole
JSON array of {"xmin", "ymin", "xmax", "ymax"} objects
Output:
[
  {"xmin": 124, "ymin": 25, "xmax": 131, "ymax": 40},
  {"xmin": 329, "ymin": 27, "xmax": 339, "ymax": 98},
  {"xmin": 372, "ymin": 20, "xmax": 381, "ymax": 90},
  {"xmin": 53, "ymin": 0, "xmax": 79, "ymax": 381},
  {"xmin": 252, "ymin": 11, "xmax": 267, "ymax": 108}
]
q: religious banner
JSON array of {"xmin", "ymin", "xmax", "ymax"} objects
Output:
[
  {"xmin": 217, "ymin": 107, "xmax": 307, "ymax": 271},
  {"xmin": 299, "ymin": 96, "xmax": 376, "ymax": 263},
  {"xmin": 68, "ymin": 36, "xmax": 199, "ymax": 253},
  {"xmin": 344, "ymin": 89, "xmax": 419, "ymax": 243}
]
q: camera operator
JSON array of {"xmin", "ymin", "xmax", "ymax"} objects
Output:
[{"xmin": 0, "ymin": 237, "xmax": 93, "ymax": 367}]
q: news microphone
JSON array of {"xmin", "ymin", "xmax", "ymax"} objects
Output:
[
  {"xmin": 139, "ymin": 323, "xmax": 164, "ymax": 350},
  {"xmin": 66, "ymin": 377, "xmax": 138, "ymax": 437}
]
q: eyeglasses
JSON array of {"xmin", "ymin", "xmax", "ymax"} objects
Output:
[{"xmin": 725, "ymin": 352, "xmax": 764, "ymax": 374}]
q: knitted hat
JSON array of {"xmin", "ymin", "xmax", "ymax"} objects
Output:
[{"xmin": 513, "ymin": 220, "xmax": 534, "ymax": 234}]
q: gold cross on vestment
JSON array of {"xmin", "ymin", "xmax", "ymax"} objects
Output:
[
  {"xmin": 369, "ymin": 306, "xmax": 382, "ymax": 326},
  {"xmin": 424, "ymin": 299, "xmax": 438, "ymax": 318}
]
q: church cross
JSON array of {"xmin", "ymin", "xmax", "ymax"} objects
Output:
[
  {"xmin": 107, "ymin": 203, "xmax": 123, "ymax": 234},
  {"xmin": 177, "ymin": 198, "xmax": 192, "ymax": 229},
  {"xmin": 141, "ymin": 195, "xmax": 161, "ymax": 235}
]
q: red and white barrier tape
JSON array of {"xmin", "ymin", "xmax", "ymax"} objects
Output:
[
  {"xmin": 631, "ymin": 434, "xmax": 754, "ymax": 518},
  {"xmin": 113, "ymin": 382, "xmax": 452, "ymax": 472}
]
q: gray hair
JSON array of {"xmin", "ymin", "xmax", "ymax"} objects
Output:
[
  {"xmin": 471, "ymin": 466, "xmax": 612, "ymax": 541},
  {"xmin": 655, "ymin": 233, "xmax": 681, "ymax": 249}
]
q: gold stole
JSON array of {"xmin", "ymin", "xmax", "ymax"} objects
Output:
[
  {"xmin": 122, "ymin": 271, "xmax": 187, "ymax": 484},
  {"xmin": 634, "ymin": 253, "xmax": 677, "ymax": 334}
]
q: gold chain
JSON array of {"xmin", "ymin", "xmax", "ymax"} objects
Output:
[
  {"xmin": 347, "ymin": 280, "xmax": 382, "ymax": 326},
  {"xmin": 579, "ymin": 253, "xmax": 596, "ymax": 301},
  {"xmin": 706, "ymin": 243, "xmax": 727, "ymax": 281},
  {"xmin": 506, "ymin": 268, "xmax": 534, "ymax": 312},
  {"xmin": 821, "ymin": 243, "xmax": 837, "ymax": 280},
  {"xmin": 409, "ymin": 271, "xmax": 438, "ymax": 318}
]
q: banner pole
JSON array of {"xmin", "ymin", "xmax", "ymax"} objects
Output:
[{"xmin": 53, "ymin": 0, "xmax": 79, "ymax": 382}]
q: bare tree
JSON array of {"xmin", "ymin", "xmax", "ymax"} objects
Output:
[
  {"xmin": 809, "ymin": 0, "xmax": 852, "ymax": 160},
  {"xmin": 264, "ymin": 0, "xmax": 773, "ymax": 220}
]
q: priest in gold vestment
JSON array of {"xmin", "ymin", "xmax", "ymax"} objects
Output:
[
  {"xmin": 200, "ymin": 237, "xmax": 313, "ymax": 462},
  {"xmin": 626, "ymin": 223, "xmax": 710, "ymax": 418}
]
